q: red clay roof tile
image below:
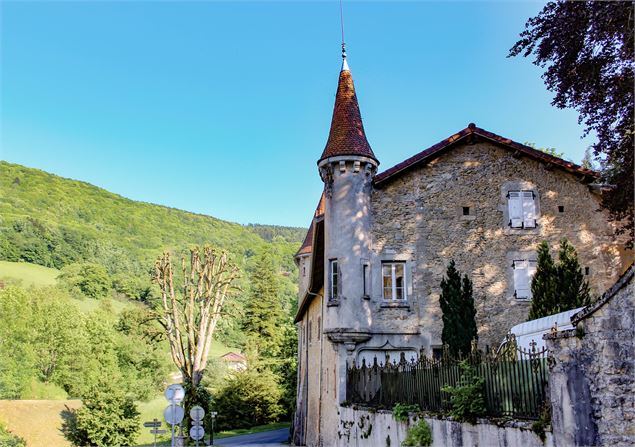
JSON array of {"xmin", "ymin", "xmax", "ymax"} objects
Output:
[
  {"xmin": 319, "ymin": 69, "xmax": 377, "ymax": 164},
  {"xmin": 374, "ymin": 124, "xmax": 598, "ymax": 185}
]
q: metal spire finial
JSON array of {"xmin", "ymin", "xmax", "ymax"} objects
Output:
[{"xmin": 340, "ymin": 0, "xmax": 349, "ymax": 71}]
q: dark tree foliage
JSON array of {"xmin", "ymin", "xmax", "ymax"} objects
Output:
[
  {"xmin": 557, "ymin": 239, "xmax": 592, "ymax": 311},
  {"xmin": 440, "ymin": 261, "xmax": 477, "ymax": 358},
  {"xmin": 510, "ymin": 1, "xmax": 634, "ymax": 247},
  {"xmin": 528, "ymin": 241, "xmax": 559, "ymax": 320},
  {"xmin": 243, "ymin": 249, "xmax": 285, "ymax": 359},
  {"xmin": 529, "ymin": 239, "xmax": 592, "ymax": 319}
]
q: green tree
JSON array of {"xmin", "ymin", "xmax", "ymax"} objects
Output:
[
  {"xmin": 0, "ymin": 287, "xmax": 36, "ymax": 398},
  {"xmin": 510, "ymin": 1, "xmax": 634, "ymax": 246},
  {"xmin": 243, "ymin": 249, "xmax": 284, "ymax": 359},
  {"xmin": 439, "ymin": 261, "xmax": 477, "ymax": 358},
  {"xmin": 213, "ymin": 366, "xmax": 283, "ymax": 431},
  {"xmin": 59, "ymin": 262, "xmax": 111, "ymax": 299},
  {"xmin": 63, "ymin": 382, "xmax": 140, "ymax": 447},
  {"xmin": 30, "ymin": 288, "xmax": 85, "ymax": 384},
  {"xmin": 557, "ymin": 239, "xmax": 591, "ymax": 311},
  {"xmin": 581, "ymin": 147, "xmax": 598, "ymax": 171},
  {"xmin": 523, "ymin": 142, "xmax": 565, "ymax": 159},
  {"xmin": 528, "ymin": 241, "xmax": 559, "ymax": 320},
  {"xmin": 529, "ymin": 239, "xmax": 592, "ymax": 319}
]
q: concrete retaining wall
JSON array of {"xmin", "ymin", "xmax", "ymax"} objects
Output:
[{"xmin": 335, "ymin": 406, "xmax": 552, "ymax": 447}]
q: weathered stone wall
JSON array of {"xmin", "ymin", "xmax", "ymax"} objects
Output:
[
  {"xmin": 334, "ymin": 406, "xmax": 552, "ymax": 447},
  {"xmin": 370, "ymin": 141, "xmax": 628, "ymax": 349},
  {"xmin": 294, "ymin": 286, "xmax": 343, "ymax": 447},
  {"xmin": 546, "ymin": 266, "xmax": 634, "ymax": 447}
]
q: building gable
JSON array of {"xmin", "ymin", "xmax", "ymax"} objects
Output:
[{"xmin": 374, "ymin": 123, "xmax": 598, "ymax": 187}]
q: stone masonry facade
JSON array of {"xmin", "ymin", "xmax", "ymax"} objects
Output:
[
  {"xmin": 371, "ymin": 140, "xmax": 627, "ymax": 349},
  {"xmin": 546, "ymin": 265, "xmax": 634, "ymax": 447}
]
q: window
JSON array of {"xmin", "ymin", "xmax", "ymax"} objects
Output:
[
  {"xmin": 462, "ymin": 206, "xmax": 470, "ymax": 216},
  {"xmin": 558, "ymin": 205, "xmax": 565, "ymax": 213},
  {"xmin": 513, "ymin": 259, "xmax": 537, "ymax": 299},
  {"xmin": 329, "ymin": 259, "xmax": 339, "ymax": 300},
  {"xmin": 382, "ymin": 262, "xmax": 406, "ymax": 300},
  {"xmin": 508, "ymin": 190, "xmax": 536, "ymax": 228},
  {"xmin": 317, "ymin": 317, "xmax": 321, "ymax": 340},
  {"xmin": 302, "ymin": 260, "xmax": 306, "ymax": 277},
  {"xmin": 585, "ymin": 266, "xmax": 590, "ymax": 276},
  {"xmin": 362, "ymin": 263, "xmax": 370, "ymax": 297}
]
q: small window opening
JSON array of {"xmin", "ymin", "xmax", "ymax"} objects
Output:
[
  {"xmin": 558, "ymin": 205, "xmax": 565, "ymax": 213},
  {"xmin": 462, "ymin": 206, "xmax": 470, "ymax": 216},
  {"xmin": 585, "ymin": 267, "xmax": 590, "ymax": 275},
  {"xmin": 362, "ymin": 264, "xmax": 369, "ymax": 297}
]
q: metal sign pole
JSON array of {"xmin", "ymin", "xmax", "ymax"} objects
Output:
[{"xmin": 170, "ymin": 403, "xmax": 175, "ymax": 447}]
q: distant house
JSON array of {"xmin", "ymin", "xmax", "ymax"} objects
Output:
[
  {"xmin": 292, "ymin": 51, "xmax": 631, "ymax": 447},
  {"xmin": 220, "ymin": 352, "xmax": 247, "ymax": 371}
]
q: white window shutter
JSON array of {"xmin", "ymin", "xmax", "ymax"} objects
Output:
[
  {"xmin": 514, "ymin": 260, "xmax": 530, "ymax": 298},
  {"xmin": 508, "ymin": 192, "xmax": 523, "ymax": 228},
  {"xmin": 522, "ymin": 191, "xmax": 536, "ymax": 228}
]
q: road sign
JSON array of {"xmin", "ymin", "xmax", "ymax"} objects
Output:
[
  {"xmin": 150, "ymin": 429, "xmax": 167, "ymax": 435},
  {"xmin": 190, "ymin": 405, "xmax": 205, "ymax": 422},
  {"xmin": 164, "ymin": 384, "xmax": 185, "ymax": 404},
  {"xmin": 190, "ymin": 425, "xmax": 205, "ymax": 441},
  {"xmin": 144, "ymin": 419, "xmax": 162, "ymax": 428},
  {"xmin": 164, "ymin": 404, "xmax": 185, "ymax": 425}
]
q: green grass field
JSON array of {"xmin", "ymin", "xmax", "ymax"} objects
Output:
[{"xmin": 0, "ymin": 260, "xmax": 59, "ymax": 287}]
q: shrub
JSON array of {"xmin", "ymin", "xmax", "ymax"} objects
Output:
[
  {"xmin": 441, "ymin": 361, "xmax": 486, "ymax": 423},
  {"xmin": 213, "ymin": 367, "xmax": 283, "ymax": 430},
  {"xmin": 402, "ymin": 419, "xmax": 432, "ymax": 447},
  {"xmin": 392, "ymin": 403, "xmax": 420, "ymax": 422},
  {"xmin": 0, "ymin": 423, "xmax": 26, "ymax": 447},
  {"xmin": 62, "ymin": 382, "xmax": 139, "ymax": 447}
]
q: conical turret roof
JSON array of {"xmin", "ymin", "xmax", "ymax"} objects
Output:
[{"xmin": 318, "ymin": 60, "xmax": 378, "ymax": 164}]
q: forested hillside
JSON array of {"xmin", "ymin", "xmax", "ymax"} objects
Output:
[{"xmin": 0, "ymin": 161, "xmax": 305, "ymax": 344}]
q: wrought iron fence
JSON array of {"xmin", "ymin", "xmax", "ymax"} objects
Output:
[{"xmin": 346, "ymin": 336, "xmax": 549, "ymax": 420}]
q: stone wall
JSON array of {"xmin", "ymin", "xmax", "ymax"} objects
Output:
[
  {"xmin": 545, "ymin": 265, "xmax": 634, "ymax": 447},
  {"xmin": 335, "ymin": 406, "xmax": 552, "ymax": 447},
  {"xmin": 370, "ymin": 141, "xmax": 628, "ymax": 349}
]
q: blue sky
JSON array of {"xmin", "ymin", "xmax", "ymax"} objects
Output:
[{"xmin": 1, "ymin": 1, "xmax": 594, "ymax": 228}]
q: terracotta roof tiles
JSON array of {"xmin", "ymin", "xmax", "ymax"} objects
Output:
[
  {"xmin": 374, "ymin": 124, "xmax": 598, "ymax": 185},
  {"xmin": 319, "ymin": 67, "xmax": 377, "ymax": 164}
]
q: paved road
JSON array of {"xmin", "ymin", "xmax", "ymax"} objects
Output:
[{"xmin": 215, "ymin": 428, "xmax": 289, "ymax": 446}]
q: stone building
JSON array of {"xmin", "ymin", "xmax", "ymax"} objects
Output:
[
  {"xmin": 545, "ymin": 264, "xmax": 634, "ymax": 447},
  {"xmin": 292, "ymin": 53, "xmax": 630, "ymax": 446}
]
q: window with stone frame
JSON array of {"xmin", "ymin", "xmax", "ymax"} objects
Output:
[
  {"xmin": 382, "ymin": 262, "xmax": 406, "ymax": 301},
  {"xmin": 513, "ymin": 259, "xmax": 537, "ymax": 299},
  {"xmin": 329, "ymin": 259, "xmax": 340, "ymax": 300},
  {"xmin": 508, "ymin": 190, "xmax": 537, "ymax": 229}
]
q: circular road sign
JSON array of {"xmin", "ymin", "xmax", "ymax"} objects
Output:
[
  {"xmin": 190, "ymin": 405, "xmax": 205, "ymax": 422},
  {"xmin": 190, "ymin": 425, "xmax": 205, "ymax": 441},
  {"xmin": 164, "ymin": 405, "xmax": 185, "ymax": 426},
  {"xmin": 164, "ymin": 384, "xmax": 185, "ymax": 404}
]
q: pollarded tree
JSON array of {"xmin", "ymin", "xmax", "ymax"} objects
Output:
[
  {"xmin": 528, "ymin": 241, "xmax": 559, "ymax": 320},
  {"xmin": 440, "ymin": 261, "xmax": 477, "ymax": 358},
  {"xmin": 153, "ymin": 246, "xmax": 239, "ymax": 403}
]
